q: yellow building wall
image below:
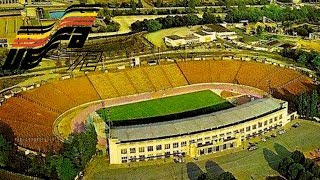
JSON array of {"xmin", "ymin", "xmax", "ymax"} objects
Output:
[{"xmin": 109, "ymin": 105, "xmax": 290, "ymax": 164}]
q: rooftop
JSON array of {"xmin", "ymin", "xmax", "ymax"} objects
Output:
[
  {"xmin": 194, "ymin": 31, "xmax": 210, "ymax": 36},
  {"xmin": 165, "ymin": 35, "xmax": 184, "ymax": 40},
  {"xmin": 110, "ymin": 98, "xmax": 286, "ymax": 142},
  {"xmin": 202, "ymin": 24, "xmax": 231, "ymax": 32}
]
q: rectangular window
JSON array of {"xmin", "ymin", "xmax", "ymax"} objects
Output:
[
  {"xmin": 246, "ymin": 126, "xmax": 251, "ymax": 132},
  {"xmin": 258, "ymin": 122, "xmax": 262, "ymax": 128},
  {"xmin": 240, "ymin": 128, "xmax": 244, "ymax": 133},
  {"xmin": 216, "ymin": 146, "xmax": 220, "ymax": 151},
  {"xmin": 189, "ymin": 139, "xmax": 195, "ymax": 144},
  {"xmin": 274, "ymin": 117, "xmax": 278, "ymax": 121},
  {"xmin": 147, "ymin": 146, "xmax": 153, "ymax": 152},
  {"xmin": 212, "ymin": 135, "xmax": 218, "ymax": 139},
  {"xmin": 139, "ymin": 147, "xmax": 144, "ymax": 153},
  {"xmin": 121, "ymin": 157, "xmax": 128, "ymax": 163},
  {"xmin": 252, "ymin": 124, "xmax": 257, "ymax": 130},
  {"xmin": 173, "ymin": 142, "xmax": 179, "ymax": 148},
  {"xmin": 208, "ymin": 147, "xmax": 213, "ymax": 153},
  {"xmin": 197, "ymin": 138, "xmax": 203, "ymax": 142},
  {"xmin": 223, "ymin": 144, "xmax": 227, "ymax": 149},
  {"xmin": 230, "ymin": 142, "xmax": 234, "ymax": 148},
  {"xmin": 181, "ymin": 141, "xmax": 187, "ymax": 147},
  {"xmin": 121, "ymin": 149, "xmax": 127, "ymax": 154},
  {"xmin": 264, "ymin": 120, "xmax": 267, "ymax": 126},
  {"xmin": 279, "ymin": 114, "xmax": 283, "ymax": 119},
  {"xmin": 205, "ymin": 137, "xmax": 210, "ymax": 140},
  {"xmin": 130, "ymin": 148, "xmax": 136, "ymax": 153},
  {"xmin": 219, "ymin": 133, "xmax": 225, "ymax": 137},
  {"xmin": 156, "ymin": 145, "xmax": 162, "ymax": 151},
  {"xmin": 165, "ymin": 144, "xmax": 170, "ymax": 149},
  {"xmin": 269, "ymin": 118, "xmax": 273, "ymax": 124}
]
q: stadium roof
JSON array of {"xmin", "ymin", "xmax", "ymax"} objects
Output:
[{"xmin": 110, "ymin": 98, "xmax": 286, "ymax": 142}]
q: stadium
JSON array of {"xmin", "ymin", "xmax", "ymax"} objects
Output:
[{"xmin": 0, "ymin": 59, "xmax": 315, "ymax": 164}]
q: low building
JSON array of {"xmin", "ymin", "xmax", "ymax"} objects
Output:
[
  {"xmin": 164, "ymin": 35, "xmax": 185, "ymax": 47},
  {"xmin": 193, "ymin": 31, "xmax": 216, "ymax": 43},
  {"xmin": 202, "ymin": 24, "xmax": 237, "ymax": 40},
  {"xmin": 309, "ymin": 32, "xmax": 320, "ymax": 40},
  {"xmin": 184, "ymin": 35, "xmax": 200, "ymax": 45},
  {"xmin": 108, "ymin": 98, "xmax": 294, "ymax": 164}
]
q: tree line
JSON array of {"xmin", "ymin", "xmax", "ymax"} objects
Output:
[
  {"xmin": 277, "ymin": 150, "xmax": 320, "ymax": 179},
  {"xmin": 0, "ymin": 122, "xmax": 98, "ymax": 180},
  {"xmin": 294, "ymin": 90, "xmax": 319, "ymax": 118},
  {"xmin": 131, "ymin": 10, "xmax": 222, "ymax": 32},
  {"xmin": 280, "ymin": 48, "xmax": 320, "ymax": 71},
  {"xmin": 225, "ymin": 4, "xmax": 320, "ymax": 23}
]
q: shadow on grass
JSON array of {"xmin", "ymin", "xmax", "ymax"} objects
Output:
[
  {"xmin": 263, "ymin": 144, "xmax": 291, "ymax": 172},
  {"xmin": 263, "ymin": 148, "xmax": 280, "ymax": 171},
  {"xmin": 205, "ymin": 160, "xmax": 225, "ymax": 179},
  {"xmin": 187, "ymin": 162, "xmax": 204, "ymax": 180},
  {"xmin": 274, "ymin": 143, "xmax": 291, "ymax": 159}
]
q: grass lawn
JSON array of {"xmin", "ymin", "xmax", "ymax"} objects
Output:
[
  {"xmin": 84, "ymin": 120, "xmax": 320, "ymax": 180},
  {"xmin": 145, "ymin": 26, "xmax": 201, "ymax": 47},
  {"xmin": 98, "ymin": 90, "xmax": 230, "ymax": 121}
]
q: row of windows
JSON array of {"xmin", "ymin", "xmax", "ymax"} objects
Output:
[
  {"xmin": 121, "ymin": 151, "xmax": 182, "ymax": 163},
  {"xmin": 246, "ymin": 115, "xmax": 282, "ymax": 132},
  {"xmin": 120, "ymin": 114, "xmax": 284, "ymax": 155},
  {"xmin": 121, "ymin": 141, "xmax": 187, "ymax": 154}
]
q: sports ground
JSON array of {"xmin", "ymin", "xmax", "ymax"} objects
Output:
[
  {"xmin": 97, "ymin": 90, "xmax": 231, "ymax": 121},
  {"xmin": 84, "ymin": 120, "xmax": 320, "ymax": 179}
]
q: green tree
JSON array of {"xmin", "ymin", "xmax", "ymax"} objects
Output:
[
  {"xmin": 0, "ymin": 135, "xmax": 11, "ymax": 167},
  {"xmin": 298, "ymin": 53, "xmax": 307, "ymax": 64},
  {"xmin": 310, "ymin": 90, "xmax": 319, "ymax": 117},
  {"xmin": 137, "ymin": 0, "xmax": 143, "ymax": 8},
  {"xmin": 312, "ymin": 55, "xmax": 320, "ymax": 68},
  {"xmin": 188, "ymin": 0, "xmax": 196, "ymax": 12},
  {"xmin": 217, "ymin": 172, "xmax": 236, "ymax": 180},
  {"xmin": 55, "ymin": 157, "xmax": 77, "ymax": 180},
  {"xmin": 311, "ymin": 164, "xmax": 320, "ymax": 178},
  {"xmin": 146, "ymin": 20, "xmax": 162, "ymax": 32},
  {"xmin": 291, "ymin": 150, "xmax": 305, "ymax": 164},
  {"xmin": 278, "ymin": 157, "xmax": 294, "ymax": 176},
  {"xmin": 304, "ymin": 158, "xmax": 315, "ymax": 171},
  {"xmin": 298, "ymin": 170, "xmax": 314, "ymax": 180},
  {"xmin": 256, "ymin": 26, "xmax": 264, "ymax": 36},
  {"xmin": 288, "ymin": 163, "xmax": 305, "ymax": 180},
  {"xmin": 130, "ymin": 0, "xmax": 136, "ymax": 12}
]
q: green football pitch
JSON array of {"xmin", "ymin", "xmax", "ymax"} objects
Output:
[{"xmin": 98, "ymin": 90, "xmax": 231, "ymax": 121}]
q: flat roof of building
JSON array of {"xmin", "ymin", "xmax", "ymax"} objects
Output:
[
  {"xmin": 194, "ymin": 31, "xmax": 210, "ymax": 36},
  {"xmin": 203, "ymin": 24, "xmax": 231, "ymax": 32},
  {"xmin": 165, "ymin": 35, "xmax": 184, "ymax": 40},
  {"xmin": 110, "ymin": 98, "xmax": 286, "ymax": 142}
]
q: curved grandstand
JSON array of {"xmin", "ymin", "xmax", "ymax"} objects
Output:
[{"xmin": 0, "ymin": 60, "xmax": 316, "ymax": 152}]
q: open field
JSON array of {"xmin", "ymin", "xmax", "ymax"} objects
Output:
[
  {"xmin": 98, "ymin": 90, "xmax": 230, "ymax": 121},
  {"xmin": 145, "ymin": 26, "xmax": 201, "ymax": 47},
  {"xmin": 84, "ymin": 120, "xmax": 320, "ymax": 180}
]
